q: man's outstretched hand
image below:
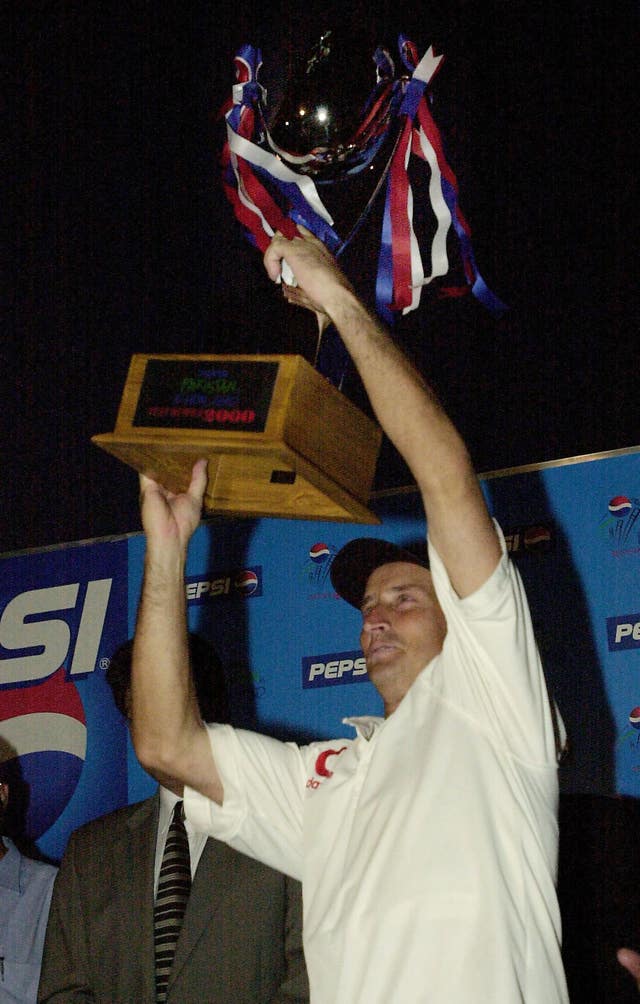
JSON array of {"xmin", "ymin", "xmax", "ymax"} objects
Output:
[
  {"xmin": 139, "ymin": 458, "xmax": 208, "ymax": 554},
  {"xmin": 264, "ymin": 226, "xmax": 355, "ymax": 326}
]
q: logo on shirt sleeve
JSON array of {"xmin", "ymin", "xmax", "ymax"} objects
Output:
[{"xmin": 306, "ymin": 746, "xmax": 347, "ymax": 789}]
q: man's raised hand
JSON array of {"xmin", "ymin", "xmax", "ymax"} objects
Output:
[
  {"xmin": 264, "ymin": 226, "xmax": 355, "ymax": 324},
  {"xmin": 139, "ymin": 458, "xmax": 208, "ymax": 554}
]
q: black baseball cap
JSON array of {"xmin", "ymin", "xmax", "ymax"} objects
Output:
[{"xmin": 330, "ymin": 537, "xmax": 430, "ymax": 609}]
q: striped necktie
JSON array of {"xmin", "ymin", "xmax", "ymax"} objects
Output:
[{"xmin": 154, "ymin": 800, "xmax": 191, "ymax": 1002}]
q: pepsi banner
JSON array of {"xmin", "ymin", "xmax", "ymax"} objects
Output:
[
  {"xmin": 0, "ymin": 538, "xmax": 129, "ymax": 862},
  {"xmin": 1, "ymin": 447, "xmax": 639, "ymax": 862}
]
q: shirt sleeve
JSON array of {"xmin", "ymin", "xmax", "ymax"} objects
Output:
[
  {"xmin": 184, "ymin": 724, "xmax": 307, "ymax": 880},
  {"xmin": 427, "ymin": 522, "xmax": 565, "ymax": 766}
]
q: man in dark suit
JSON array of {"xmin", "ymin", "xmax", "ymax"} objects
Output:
[{"xmin": 38, "ymin": 636, "xmax": 309, "ymax": 1004}]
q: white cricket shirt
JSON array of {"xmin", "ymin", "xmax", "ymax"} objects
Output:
[{"xmin": 186, "ymin": 532, "xmax": 568, "ymax": 1003}]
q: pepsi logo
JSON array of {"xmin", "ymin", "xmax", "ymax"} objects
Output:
[
  {"xmin": 234, "ymin": 569, "xmax": 259, "ymax": 596},
  {"xmin": 0, "ymin": 579, "xmax": 112, "ymax": 685},
  {"xmin": 609, "ymin": 496, "xmax": 633, "ymax": 517},
  {"xmin": 0, "ymin": 668, "xmax": 86, "ymax": 841},
  {"xmin": 607, "ymin": 615, "xmax": 640, "ymax": 650},
  {"xmin": 302, "ymin": 652, "xmax": 368, "ymax": 689},
  {"xmin": 629, "ymin": 707, "xmax": 640, "ymax": 731},
  {"xmin": 186, "ymin": 567, "xmax": 262, "ymax": 604},
  {"xmin": 309, "ymin": 543, "xmax": 331, "ymax": 563},
  {"xmin": 304, "ymin": 542, "xmax": 338, "ymax": 590}
]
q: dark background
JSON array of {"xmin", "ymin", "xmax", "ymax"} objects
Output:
[{"xmin": 6, "ymin": 0, "xmax": 638, "ymax": 553}]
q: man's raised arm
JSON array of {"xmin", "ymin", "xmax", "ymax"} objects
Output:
[
  {"xmin": 130, "ymin": 458, "xmax": 224, "ymax": 803},
  {"xmin": 264, "ymin": 229, "xmax": 501, "ymax": 597}
]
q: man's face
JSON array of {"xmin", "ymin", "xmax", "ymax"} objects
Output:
[{"xmin": 359, "ymin": 561, "xmax": 446, "ymax": 696}]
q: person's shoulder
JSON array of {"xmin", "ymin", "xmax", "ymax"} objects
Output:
[
  {"xmin": 19, "ymin": 851, "xmax": 57, "ymax": 887},
  {"xmin": 2, "ymin": 838, "xmax": 56, "ymax": 875},
  {"xmin": 203, "ymin": 834, "xmax": 301, "ymax": 891},
  {"xmin": 67, "ymin": 795, "xmax": 157, "ymax": 847}
]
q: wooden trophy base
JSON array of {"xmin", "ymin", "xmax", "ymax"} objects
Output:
[{"xmin": 92, "ymin": 354, "xmax": 382, "ymax": 524}]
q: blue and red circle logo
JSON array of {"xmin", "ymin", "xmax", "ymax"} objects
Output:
[
  {"xmin": 0, "ymin": 669, "xmax": 86, "ymax": 841},
  {"xmin": 309, "ymin": 543, "xmax": 331, "ymax": 563},
  {"xmin": 234, "ymin": 569, "xmax": 259, "ymax": 597},
  {"xmin": 609, "ymin": 496, "xmax": 633, "ymax": 518}
]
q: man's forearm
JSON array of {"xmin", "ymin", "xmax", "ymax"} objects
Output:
[
  {"xmin": 266, "ymin": 227, "xmax": 501, "ymax": 589},
  {"xmin": 323, "ymin": 286, "xmax": 500, "ymax": 594},
  {"xmin": 130, "ymin": 542, "xmax": 198, "ymax": 792},
  {"xmin": 131, "ymin": 466, "xmax": 225, "ymax": 802},
  {"xmin": 325, "ymin": 289, "xmax": 469, "ymax": 494},
  {"xmin": 267, "ymin": 230, "xmax": 480, "ymax": 516},
  {"xmin": 132, "ymin": 551, "xmax": 223, "ymax": 800}
]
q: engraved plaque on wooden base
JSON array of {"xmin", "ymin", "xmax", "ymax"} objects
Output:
[{"xmin": 92, "ymin": 354, "xmax": 382, "ymax": 524}]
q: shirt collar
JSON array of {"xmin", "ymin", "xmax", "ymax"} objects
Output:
[
  {"xmin": 158, "ymin": 785, "xmax": 182, "ymax": 833},
  {"xmin": 342, "ymin": 716, "xmax": 384, "ymax": 741}
]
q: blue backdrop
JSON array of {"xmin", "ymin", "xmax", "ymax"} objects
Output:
[{"xmin": 1, "ymin": 447, "xmax": 639, "ymax": 862}]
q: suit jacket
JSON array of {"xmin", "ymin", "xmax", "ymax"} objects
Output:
[{"xmin": 38, "ymin": 794, "xmax": 308, "ymax": 1003}]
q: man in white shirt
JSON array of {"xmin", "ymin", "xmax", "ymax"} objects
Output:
[{"xmin": 130, "ymin": 227, "xmax": 569, "ymax": 1002}]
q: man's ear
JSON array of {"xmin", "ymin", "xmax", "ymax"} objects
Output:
[{"xmin": 0, "ymin": 782, "xmax": 8, "ymax": 809}]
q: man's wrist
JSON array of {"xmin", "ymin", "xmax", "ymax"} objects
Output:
[
  {"xmin": 143, "ymin": 545, "xmax": 187, "ymax": 587},
  {"xmin": 324, "ymin": 286, "xmax": 370, "ymax": 333}
]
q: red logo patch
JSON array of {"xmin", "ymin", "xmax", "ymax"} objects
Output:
[{"xmin": 314, "ymin": 746, "xmax": 347, "ymax": 778}]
